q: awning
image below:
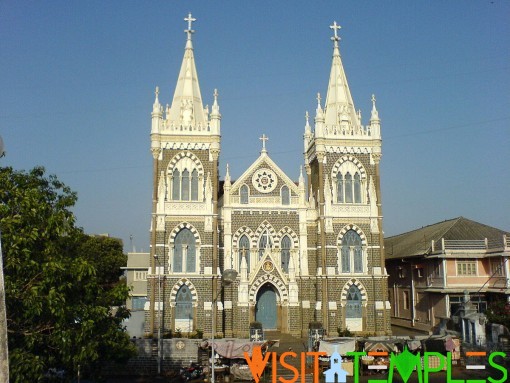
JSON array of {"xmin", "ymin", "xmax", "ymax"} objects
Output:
[
  {"xmin": 206, "ymin": 339, "xmax": 266, "ymax": 359},
  {"xmin": 318, "ymin": 338, "xmax": 356, "ymax": 356}
]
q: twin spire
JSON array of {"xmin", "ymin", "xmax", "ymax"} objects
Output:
[
  {"xmin": 307, "ymin": 21, "xmax": 380, "ymax": 140},
  {"xmin": 152, "ymin": 13, "xmax": 220, "ymax": 135}
]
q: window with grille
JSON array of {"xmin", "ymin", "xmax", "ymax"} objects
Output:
[{"xmin": 456, "ymin": 261, "xmax": 477, "ymax": 276}]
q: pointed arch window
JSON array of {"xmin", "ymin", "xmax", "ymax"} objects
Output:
[
  {"xmin": 191, "ymin": 169, "xmax": 199, "ymax": 201},
  {"xmin": 239, "ymin": 235, "xmax": 250, "ymax": 271},
  {"xmin": 172, "ymin": 169, "xmax": 180, "ymax": 200},
  {"xmin": 281, "ymin": 186, "xmax": 290, "ymax": 205},
  {"xmin": 240, "ymin": 185, "xmax": 249, "ymax": 204},
  {"xmin": 335, "ymin": 170, "xmax": 362, "ymax": 204},
  {"xmin": 354, "ymin": 173, "xmax": 361, "ymax": 203},
  {"xmin": 175, "ymin": 285, "xmax": 193, "ymax": 320},
  {"xmin": 174, "ymin": 228, "xmax": 196, "ymax": 273},
  {"xmin": 345, "ymin": 173, "xmax": 353, "ymax": 203},
  {"xmin": 258, "ymin": 230, "xmax": 273, "ymax": 259},
  {"xmin": 346, "ymin": 285, "xmax": 362, "ymax": 318},
  {"xmin": 181, "ymin": 169, "xmax": 190, "ymax": 200},
  {"xmin": 281, "ymin": 235, "xmax": 291, "ymax": 273},
  {"xmin": 341, "ymin": 230, "xmax": 364, "ymax": 274},
  {"xmin": 169, "ymin": 155, "xmax": 203, "ymax": 202},
  {"xmin": 336, "ymin": 173, "xmax": 344, "ymax": 203}
]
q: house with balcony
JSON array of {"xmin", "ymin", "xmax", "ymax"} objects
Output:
[{"xmin": 385, "ymin": 217, "xmax": 510, "ymax": 334}]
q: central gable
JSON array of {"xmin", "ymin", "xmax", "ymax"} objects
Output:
[{"xmin": 230, "ymin": 152, "xmax": 299, "ymax": 203}]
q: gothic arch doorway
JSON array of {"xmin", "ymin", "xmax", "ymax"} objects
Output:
[{"xmin": 255, "ymin": 283, "xmax": 278, "ymax": 330}]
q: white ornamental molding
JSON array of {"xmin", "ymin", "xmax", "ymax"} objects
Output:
[
  {"xmin": 252, "ymin": 168, "xmax": 277, "ymax": 193},
  {"xmin": 330, "ymin": 204, "xmax": 370, "ymax": 216},
  {"xmin": 325, "ymin": 146, "xmax": 372, "ymax": 154}
]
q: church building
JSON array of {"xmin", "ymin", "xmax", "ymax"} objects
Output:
[{"xmin": 146, "ymin": 14, "xmax": 391, "ymax": 338}]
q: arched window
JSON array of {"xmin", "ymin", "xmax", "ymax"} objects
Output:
[
  {"xmin": 258, "ymin": 230, "xmax": 273, "ymax": 259},
  {"xmin": 175, "ymin": 285, "xmax": 193, "ymax": 320},
  {"xmin": 341, "ymin": 230, "xmax": 363, "ymax": 273},
  {"xmin": 281, "ymin": 186, "xmax": 290, "ymax": 205},
  {"xmin": 346, "ymin": 285, "xmax": 362, "ymax": 319},
  {"xmin": 240, "ymin": 185, "xmax": 249, "ymax": 204},
  {"xmin": 281, "ymin": 235, "xmax": 291, "ymax": 273},
  {"xmin": 191, "ymin": 169, "xmax": 198, "ymax": 201},
  {"xmin": 172, "ymin": 169, "xmax": 180, "ymax": 200},
  {"xmin": 174, "ymin": 228, "xmax": 196, "ymax": 273},
  {"xmin": 181, "ymin": 169, "xmax": 190, "ymax": 201},
  {"xmin": 345, "ymin": 173, "xmax": 353, "ymax": 203},
  {"xmin": 239, "ymin": 235, "xmax": 250, "ymax": 271},
  {"xmin": 354, "ymin": 173, "xmax": 361, "ymax": 203},
  {"xmin": 336, "ymin": 173, "xmax": 344, "ymax": 203},
  {"xmin": 169, "ymin": 154, "xmax": 203, "ymax": 202}
]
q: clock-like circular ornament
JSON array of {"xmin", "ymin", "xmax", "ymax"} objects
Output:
[
  {"xmin": 252, "ymin": 168, "xmax": 277, "ymax": 193},
  {"xmin": 176, "ymin": 340, "xmax": 186, "ymax": 350},
  {"xmin": 262, "ymin": 260, "xmax": 274, "ymax": 273}
]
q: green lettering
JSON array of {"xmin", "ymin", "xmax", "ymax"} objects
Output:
[
  {"xmin": 346, "ymin": 351, "xmax": 365, "ymax": 383},
  {"xmin": 488, "ymin": 352, "xmax": 507, "ymax": 383},
  {"xmin": 446, "ymin": 352, "xmax": 464, "ymax": 383}
]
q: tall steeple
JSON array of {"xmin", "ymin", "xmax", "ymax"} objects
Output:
[
  {"xmin": 165, "ymin": 13, "xmax": 211, "ymax": 132},
  {"xmin": 323, "ymin": 21, "xmax": 358, "ymax": 131}
]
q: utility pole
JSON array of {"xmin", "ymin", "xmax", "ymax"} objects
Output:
[{"xmin": 0, "ymin": 135, "xmax": 9, "ymax": 382}]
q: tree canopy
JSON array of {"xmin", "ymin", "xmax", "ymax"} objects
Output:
[{"xmin": 0, "ymin": 166, "xmax": 135, "ymax": 382}]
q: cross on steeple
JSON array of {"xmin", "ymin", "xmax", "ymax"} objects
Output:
[
  {"xmin": 184, "ymin": 12, "xmax": 196, "ymax": 39},
  {"xmin": 259, "ymin": 134, "xmax": 269, "ymax": 152},
  {"xmin": 330, "ymin": 21, "xmax": 341, "ymax": 42}
]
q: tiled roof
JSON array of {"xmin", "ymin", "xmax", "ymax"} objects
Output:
[{"xmin": 385, "ymin": 217, "xmax": 509, "ymax": 259}]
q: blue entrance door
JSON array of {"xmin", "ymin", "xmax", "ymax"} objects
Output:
[{"xmin": 256, "ymin": 284, "xmax": 277, "ymax": 330}]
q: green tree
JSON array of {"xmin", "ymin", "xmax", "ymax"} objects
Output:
[
  {"xmin": 0, "ymin": 167, "xmax": 135, "ymax": 382},
  {"xmin": 486, "ymin": 297, "xmax": 510, "ymax": 334}
]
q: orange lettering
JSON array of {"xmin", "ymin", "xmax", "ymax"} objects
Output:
[
  {"xmin": 307, "ymin": 352, "xmax": 326, "ymax": 383},
  {"xmin": 279, "ymin": 351, "xmax": 298, "ymax": 383},
  {"xmin": 244, "ymin": 346, "xmax": 271, "ymax": 383}
]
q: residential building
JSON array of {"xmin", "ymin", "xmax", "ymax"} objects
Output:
[
  {"xmin": 386, "ymin": 217, "xmax": 510, "ymax": 334},
  {"xmin": 123, "ymin": 252, "xmax": 150, "ymax": 337}
]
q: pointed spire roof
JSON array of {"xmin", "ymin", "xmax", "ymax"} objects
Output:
[
  {"xmin": 166, "ymin": 13, "xmax": 207, "ymax": 128},
  {"xmin": 323, "ymin": 21, "xmax": 358, "ymax": 128}
]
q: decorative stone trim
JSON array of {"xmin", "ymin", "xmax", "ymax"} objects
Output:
[
  {"xmin": 249, "ymin": 274, "xmax": 288, "ymax": 303},
  {"xmin": 340, "ymin": 279, "xmax": 368, "ymax": 302},
  {"xmin": 276, "ymin": 226, "xmax": 299, "ymax": 248},
  {"xmin": 331, "ymin": 155, "xmax": 367, "ymax": 180},
  {"xmin": 253, "ymin": 221, "xmax": 277, "ymax": 247},
  {"xmin": 169, "ymin": 222, "xmax": 201, "ymax": 245},
  {"xmin": 167, "ymin": 151, "xmax": 204, "ymax": 176},
  {"xmin": 232, "ymin": 226, "xmax": 255, "ymax": 248},
  {"xmin": 169, "ymin": 278, "xmax": 198, "ymax": 306},
  {"xmin": 336, "ymin": 224, "xmax": 367, "ymax": 246}
]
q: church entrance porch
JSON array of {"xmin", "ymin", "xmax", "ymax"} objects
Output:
[{"xmin": 255, "ymin": 283, "xmax": 278, "ymax": 330}]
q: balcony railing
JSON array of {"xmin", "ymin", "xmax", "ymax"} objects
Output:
[{"xmin": 431, "ymin": 235, "xmax": 508, "ymax": 252}]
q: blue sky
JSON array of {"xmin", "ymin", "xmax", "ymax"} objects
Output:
[{"xmin": 1, "ymin": 1, "xmax": 509, "ymax": 252}]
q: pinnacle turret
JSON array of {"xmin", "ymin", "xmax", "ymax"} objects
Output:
[{"xmin": 370, "ymin": 94, "xmax": 381, "ymax": 139}]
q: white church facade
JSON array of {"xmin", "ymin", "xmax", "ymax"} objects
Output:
[{"xmin": 146, "ymin": 14, "xmax": 391, "ymax": 338}]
